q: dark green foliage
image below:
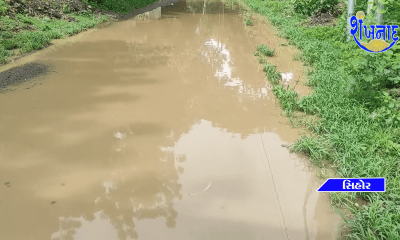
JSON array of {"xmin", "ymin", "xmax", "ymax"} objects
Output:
[
  {"xmin": 254, "ymin": 44, "xmax": 275, "ymax": 56},
  {"xmin": 0, "ymin": 0, "xmax": 8, "ymax": 15},
  {"xmin": 83, "ymin": 0, "xmax": 162, "ymax": 14},
  {"xmin": 273, "ymin": 85, "xmax": 300, "ymax": 113},
  {"xmin": 292, "ymin": 0, "xmax": 339, "ymax": 16},
  {"xmin": 263, "ymin": 62, "xmax": 281, "ymax": 85}
]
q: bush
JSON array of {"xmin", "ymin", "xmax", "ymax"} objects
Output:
[{"xmin": 292, "ymin": 0, "xmax": 339, "ymax": 16}]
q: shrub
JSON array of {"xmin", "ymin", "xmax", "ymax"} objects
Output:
[{"xmin": 292, "ymin": 0, "xmax": 339, "ymax": 16}]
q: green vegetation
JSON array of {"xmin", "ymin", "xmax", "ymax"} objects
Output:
[
  {"xmin": 243, "ymin": 17, "xmax": 253, "ymax": 26},
  {"xmin": 82, "ymin": 0, "xmax": 162, "ymax": 14},
  {"xmin": 263, "ymin": 62, "xmax": 281, "ymax": 85},
  {"xmin": 242, "ymin": 0, "xmax": 400, "ymax": 238},
  {"xmin": 1, "ymin": 0, "xmax": 164, "ymax": 64},
  {"xmin": 0, "ymin": 12, "xmax": 108, "ymax": 63},
  {"xmin": 254, "ymin": 44, "xmax": 275, "ymax": 56},
  {"xmin": 62, "ymin": 4, "xmax": 71, "ymax": 14},
  {"xmin": 0, "ymin": 0, "xmax": 9, "ymax": 15},
  {"xmin": 293, "ymin": 0, "xmax": 339, "ymax": 16}
]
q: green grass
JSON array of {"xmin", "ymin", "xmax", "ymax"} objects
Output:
[
  {"xmin": 242, "ymin": 0, "xmax": 400, "ymax": 239},
  {"xmin": 0, "ymin": 12, "xmax": 109, "ymax": 63},
  {"xmin": 0, "ymin": 0, "xmax": 8, "ymax": 15},
  {"xmin": 81, "ymin": 0, "xmax": 162, "ymax": 14},
  {"xmin": 263, "ymin": 62, "xmax": 281, "ymax": 85},
  {"xmin": 243, "ymin": 17, "xmax": 253, "ymax": 26},
  {"xmin": 254, "ymin": 44, "xmax": 275, "ymax": 56}
]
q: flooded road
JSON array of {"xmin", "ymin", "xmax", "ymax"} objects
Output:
[{"xmin": 0, "ymin": 1, "xmax": 342, "ymax": 239}]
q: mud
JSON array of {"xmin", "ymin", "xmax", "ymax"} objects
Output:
[
  {"xmin": 0, "ymin": 61, "xmax": 51, "ymax": 90},
  {"xmin": 0, "ymin": 1, "xmax": 342, "ymax": 239}
]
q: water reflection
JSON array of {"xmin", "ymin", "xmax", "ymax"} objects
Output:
[{"xmin": 0, "ymin": 0, "xmax": 340, "ymax": 239}]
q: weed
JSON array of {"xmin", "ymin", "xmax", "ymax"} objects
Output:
[
  {"xmin": 273, "ymin": 85, "xmax": 300, "ymax": 113},
  {"xmin": 263, "ymin": 62, "xmax": 281, "ymax": 85},
  {"xmin": 254, "ymin": 44, "xmax": 275, "ymax": 57},
  {"xmin": 244, "ymin": 18, "xmax": 253, "ymax": 26},
  {"xmin": 62, "ymin": 4, "xmax": 71, "ymax": 14}
]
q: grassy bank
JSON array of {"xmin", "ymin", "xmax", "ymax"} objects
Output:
[
  {"xmin": 0, "ymin": 13, "xmax": 109, "ymax": 64},
  {"xmin": 0, "ymin": 0, "xmax": 162, "ymax": 64},
  {"xmin": 240, "ymin": 0, "xmax": 400, "ymax": 239},
  {"xmin": 82, "ymin": 0, "xmax": 162, "ymax": 14}
]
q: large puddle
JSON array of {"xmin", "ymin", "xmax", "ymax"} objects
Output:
[{"xmin": 0, "ymin": 1, "xmax": 342, "ymax": 239}]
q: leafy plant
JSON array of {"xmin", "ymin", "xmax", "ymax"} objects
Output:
[
  {"xmin": 263, "ymin": 62, "xmax": 281, "ymax": 84},
  {"xmin": 62, "ymin": 4, "xmax": 71, "ymax": 14},
  {"xmin": 292, "ymin": 0, "xmax": 339, "ymax": 16},
  {"xmin": 254, "ymin": 44, "xmax": 275, "ymax": 56},
  {"xmin": 273, "ymin": 85, "xmax": 301, "ymax": 113}
]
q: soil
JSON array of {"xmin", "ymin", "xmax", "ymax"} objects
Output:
[
  {"xmin": 307, "ymin": 11, "xmax": 338, "ymax": 26},
  {"xmin": 0, "ymin": 61, "xmax": 51, "ymax": 90},
  {"xmin": 3, "ymin": 0, "xmax": 122, "ymax": 22},
  {"xmin": 305, "ymin": 3, "xmax": 345, "ymax": 26}
]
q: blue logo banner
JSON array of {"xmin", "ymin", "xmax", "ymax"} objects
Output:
[
  {"xmin": 317, "ymin": 178, "xmax": 385, "ymax": 192},
  {"xmin": 350, "ymin": 11, "xmax": 399, "ymax": 53}
]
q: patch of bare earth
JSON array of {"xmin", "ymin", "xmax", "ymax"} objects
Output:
[{"xmin": 4, "ymin": 0, "xmax": 122, "ymax": 21}]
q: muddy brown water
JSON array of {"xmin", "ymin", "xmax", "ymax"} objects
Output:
[{"xmin": 0, "ymin": 1, "xmax": 342, "ymax": 239}]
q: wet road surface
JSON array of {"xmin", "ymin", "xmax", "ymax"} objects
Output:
[{"xmin": 0, "ymin": 1, "xmax": 342, "ymax": 239}]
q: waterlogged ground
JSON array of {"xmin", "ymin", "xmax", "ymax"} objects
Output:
[{"xmin": 0, "ymin": 1, "xmax": 342, "ymax": 239}]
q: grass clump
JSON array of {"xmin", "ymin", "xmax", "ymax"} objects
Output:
[
  {"xmin": 254, "ymin": 44, "xmax": 275, "ymax": 56},
  {"xmin": 263, "ymin": 62, "xmax": 281, "ymax": 85},
  {"xmin": 243, "ymin": 17, "xmax": 253, "ymax": 26},
  {"xmin": 242, "ymin": 0, "xmax": 400, "ymax": 238}
]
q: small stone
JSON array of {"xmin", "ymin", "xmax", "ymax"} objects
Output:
[
  {"xmin": 51, "ymin": 201, "xmax": 56, "ymax": 204},
  {"xmin": 4, "ymin": 182, "xmax": 10, "ymax": 187}
]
